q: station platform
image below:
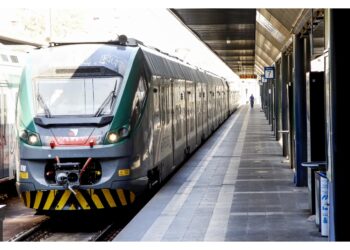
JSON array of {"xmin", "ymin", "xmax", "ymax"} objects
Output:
[{"xmin": 114, "ymin": 105, "xmax": 325, "ymax": 241}]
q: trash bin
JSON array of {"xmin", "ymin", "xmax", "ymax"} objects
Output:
[
  {"xmin": 319, "ymin": 172, "xmax": 329, "ymax": 237},
  {"xmin": 301, "ymin": 161, "xmax": 327, "ymax": 234},
  {"xmin": 315, "ymin": 172, "xmax": 320, "ymax": 229},
  {"xmin": 0, "ymin": 204, "xmax": 5, "ymax": 241}
]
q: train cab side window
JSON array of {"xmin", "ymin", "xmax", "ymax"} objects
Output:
[
  {"xmin": 131, "ymin": 76, "xmax": 148, "ymax": 126},
  {"xmin": 137, "ymin": 76, "xmax": 147, "ymax": 105}
]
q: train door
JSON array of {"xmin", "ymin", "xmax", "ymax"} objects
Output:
[
  {"xmin": 0, "ymin": 86, "xmax": 6, "ymax": 179},
  {"xmin": 220, "ymin": 84, "xmax": 224, "ymax": 122},
  {"xmin": 172, "ymin": 79, "xmax": 186, "ymax": 166},
  {"xmin": 202, "ymin": 82, "xmax": 208, "ymax": 139},
  {"xmin": 152, "ymin": 76, "xmax": 161, "ymax": 167},
  {"xmin": 208, "ymin": 83, "xmax": 214, "ymax": 132},
  {"xmin": 159, "ymin": 79, "xmax": 173, "ymax": 176},
  {"xmin": 217, "ymin": 84, "xmax": 222, "ymax": 124},
  {"xmin": 195, "ymin": 82, "xmax": 202, "ymax": 145},
  {"xmin": 214, "ymin": 84, "xmax": 219, "ymax": 129},
  {"xmin": 223, "ymin": 85, "xmax": 227, "ymax": 119},
  {"xmin": 185, "ymin": 80, "xmax": 196, "ymax": 153}
]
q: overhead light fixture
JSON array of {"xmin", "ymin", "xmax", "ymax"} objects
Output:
[{"xmin": 226, "ymin": 39, "xmax": 231, "ymax": 44}]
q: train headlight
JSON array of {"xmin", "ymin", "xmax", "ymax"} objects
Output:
[
  {"xmin": 28, "ymin": 134, "xmax": 39, "ymax": 145},
  {"xmin": 107, "ymin": 132, "xmax": 119, "ymax": 143},
  {"xmin": 106, "ymin": 126, "xmax": 130, "ymax": 144},
  {"xmin": 19, "ymin": 130, "xmax": 42, "ymax": 146}
]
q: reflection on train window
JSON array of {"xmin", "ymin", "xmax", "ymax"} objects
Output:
[{"xmin": 34, "ymin": 77, "xmax": 121, "ymax": 116}]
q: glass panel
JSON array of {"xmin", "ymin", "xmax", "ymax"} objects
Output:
[{"xmin": 35, "ymin": 77, "xmax": 120, "ymax": 116}]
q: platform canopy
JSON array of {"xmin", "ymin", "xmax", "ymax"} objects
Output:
[{"xmin": 171, "ymin": 9, "xmax": 325, "ymax": 78}]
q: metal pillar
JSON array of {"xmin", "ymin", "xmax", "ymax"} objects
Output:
[
  {"xmin": 287, "ymin": 54, "xmax": 294, "ymax": 168},
  {"xmin": 281, "ymin": 53, "xmax": 289, "ymax": 157},
  {"xmin": 0, "ymin": 204, "xmax": 5, "ymax": 241},
  {"xmin": 293, "ymin": 34, "xmax": 307, "ymax": 186},
  {"xmin": 325, "ymin": 9, "xmax": 350, "ymax": 241},
  {"xmin": 276, "ymin": 60, "xmax": 282, "ymax": 141},
  {"xmin": 305, "ymin": 72, "xmax": 326, "ymax": 215},
  {"xmin": 268, "ymin": 79, "xmax": 273, "ymax": 125},
  {"xmin": 272, "ymin": 79, "xmax": 276, "ymax": 134}
]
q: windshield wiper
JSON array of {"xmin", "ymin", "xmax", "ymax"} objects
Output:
[
  {"xmin": 94, "ymin": 91, "xmax": 116, "ymax": 117},
  {"xmin": 37, "ymin": 94, "xmax": 52, "ymax": 118},
  {"xmin": 94, "ymin": 79, "xmax": 118, "ymax": 117}
]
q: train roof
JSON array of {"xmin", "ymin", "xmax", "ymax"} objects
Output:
[{"xmin": 46, "ymin": 36, "xmax": 227, "ymax": 84}]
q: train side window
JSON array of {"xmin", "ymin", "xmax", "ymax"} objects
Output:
[
  {"xmin": 1, "ymin": 54, "xmax": 9, "ymax": 62},
  {"xmin": 10, "ymin": 55, "xmax": 19, "ymax": 63}
]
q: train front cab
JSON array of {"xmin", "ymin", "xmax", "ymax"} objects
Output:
[{"xmin": 16, "ymin": 44, "xmax": 154, "ymax": 211}]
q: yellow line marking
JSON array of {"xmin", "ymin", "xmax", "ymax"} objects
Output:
[
  {"xmin": 25, "ymin": 192, "xmax": 31, "ymax": 207},
  {"xmin": 75, "ymin": 190, "xmax": 90, "ymax": 210},
  {"xmin": 33, "ymin": 191, "xmax": 43, "ymax": 209},
  {"xmin": 43, "ymin": 190, "xmax": 55, "ymax": 210},
  {"xmin": 102, "ymin": 189, "xmax": 117, "ymax": 208},
  {"xmin": 130, "ymin": 192, "xmax": 136, "ymax": 203},
  {"xmin": 91, "ymin": 190, "xmax": 104, "ymax": 209},
  {"xmin": 55, "ymin": 190, "xmax": 71, "ymax": 210},
  {"xmin": 69, "ymin": 204, "xmax": 76, "ymax": 210},
  {"xmin": 117, "ymin": 189, "xmax": 127, "ymax": 206}
]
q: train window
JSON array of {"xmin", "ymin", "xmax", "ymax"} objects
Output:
[
  {"xmin": 10, "ymin": 55, "xmax": 19, "ymax": 63},
  {"xmin": 131, "ymin": 76, "xmax": 148, "ymax": 126},
  {"xmin": 34, "ymin": 77, "xmax": 121, "ymax": 116},
  {"xmin": 1, "ymin": 54, "xmax": 9, "ymax": 62},
  {"xmin": 136, "ymin": 76, "xmax": 147, "ymax": 106}
]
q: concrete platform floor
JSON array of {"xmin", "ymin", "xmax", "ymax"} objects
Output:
[{"xmin": 115, "ymin": 105, "xmax": 326, "ymax": 241}]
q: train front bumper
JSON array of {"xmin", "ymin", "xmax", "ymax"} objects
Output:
[{"xmin": 20, "ymin": 188, "xmax": 136, "ymax": 211}]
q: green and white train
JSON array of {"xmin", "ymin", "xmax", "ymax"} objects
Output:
[
  {"xmin": 17, "ymin": 37, "xmax": 239, "ymax": 211},
  {"xmin": 0, "ymin": 44, "xmax": 25, "ymax": 183}
]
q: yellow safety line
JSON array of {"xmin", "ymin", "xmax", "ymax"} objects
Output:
[
  {"xmin": 69, "ymin": 204, "xmax": 76, "ymax": 210},
  {"xmin": 43, "ymin": 190, "xmax": 55, "ymax": 210},
  {"xmin": 33, "ymin": 191, "xmax": 43, "ymax": 209},
  {"xmin": 25, "ymin": 192, "xmax": 31, "ymax": 207},
  {"xmin": 117, "ymin": 189, "xmax": 127, "ymax": 206},
  {"xmin": 75, "ymin": 190, "xmax": 90, "ymax": 210},
  {"xmin": 55, "ymin": 190, "xmax": 71, "ymax": 210},
  {"xmin": 130, "ymin": 192, "xmax": 136, "ymax": 203},
  {"xmin": 102, "ymin": 189, "xmax": 117, "ymax": 208},
  {"xmin": 91, "ymin": 190, "xmax": 104, "ymax": 209}
]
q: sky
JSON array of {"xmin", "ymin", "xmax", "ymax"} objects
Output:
[{"xmin": 0, "ymin": 8, "xmax": 242, "ymax": 81}]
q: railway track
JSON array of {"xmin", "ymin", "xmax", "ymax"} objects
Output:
[
  {"xmin": 8, "ymin": 190, "xmax": 155, "ymax": 242},
  {"xmin": 8, "ymin": 209, "xmax": 134, "ymax": 241}
]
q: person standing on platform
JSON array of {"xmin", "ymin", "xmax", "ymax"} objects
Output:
[{"xmin": 249, "ymin": 94, "xmax": 254, "ymax": 108}]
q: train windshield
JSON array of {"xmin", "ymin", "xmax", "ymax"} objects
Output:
[{"xmin": 34, "ymin": 77, "xmax": 121, "ymax": 117}]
